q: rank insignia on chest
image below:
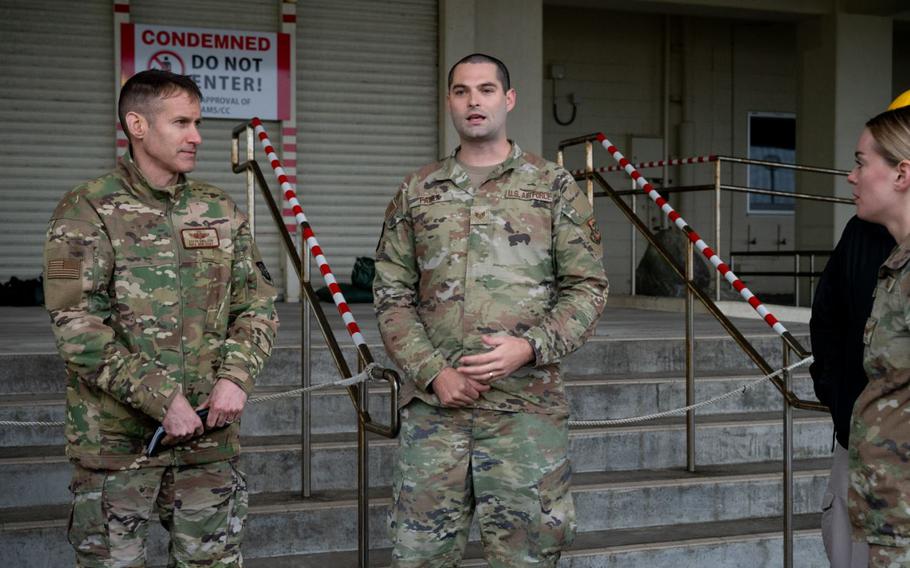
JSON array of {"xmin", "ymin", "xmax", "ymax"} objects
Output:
[
  {"xmin": 180, "ymin": 228, "xmax": 220, "ymax": 249},
  {"xmin": 470, "ymin": 205, "xmax": 490, "ymax": 225}
]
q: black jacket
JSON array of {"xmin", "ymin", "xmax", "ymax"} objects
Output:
[{"xmin": 809, "ymin": 216, "xmax": 895, "ymax": 449}]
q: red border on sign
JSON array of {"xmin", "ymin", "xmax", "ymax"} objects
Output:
[
  {"xmin": 121, "ymin": 23, "xmax": 135, "ymax": 85},
  {"xmin": 277, "ymin": 32, "xmax": 291, "ymax": 121}
]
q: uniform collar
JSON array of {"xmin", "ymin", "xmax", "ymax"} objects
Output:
[
  {"xmin": 117, "ymin": 152, "xmax": 189, "ymax": 200},
  {"xmin": 435, "ymin": 141, "xmax": 524, "ymax": 190},
  {"xmin": 882, "ymin": 232, "xmax": 910, "ymax": 272}
]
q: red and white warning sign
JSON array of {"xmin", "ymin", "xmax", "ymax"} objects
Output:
[
  {"xmin": 147, "ymin": 50, "xmax": 185, "ymax": 74},
  {"xmin": 120, "ymin": 23, "xmax": 290, "ymax": 120}
]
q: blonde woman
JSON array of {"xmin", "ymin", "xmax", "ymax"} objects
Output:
[{"xmin": 848, "ymin": 94, "xmax": 910, "ymax": 566}]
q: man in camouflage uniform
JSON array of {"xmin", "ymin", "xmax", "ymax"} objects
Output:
[
  {"xmin": 43, "ymin": 70, "xmax": 278, "ymax": 567},
  {"xmin": 374, "ymin": 53, "xmax": 608, "ymax": 567}
]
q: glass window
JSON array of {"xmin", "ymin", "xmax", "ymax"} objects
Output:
[{"xmin": 747, "ymin": 112, "xmax": 796, "ymax": 214}]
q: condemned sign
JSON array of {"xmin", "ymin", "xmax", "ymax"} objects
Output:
[{"xmin": 120, "ymin": 23, "xmax": 290, "ymax": 120}]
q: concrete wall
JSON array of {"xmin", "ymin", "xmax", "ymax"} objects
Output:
[
  {"xmin": 541, "ymin": 6, "xmax": 801, "ymax": 297},
  {"xmin": 894, "ymin": 22, "xmax": 910, "ymax": 97},
  {"xmin": 795, "ymin": 11, "xmax": 893, "ymax": 265},
  {"xmin": 439, "ymin": 0, "xmax": 543, "ymax": 156}
]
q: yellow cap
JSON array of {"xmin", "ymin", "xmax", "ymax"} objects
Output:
[{"xmin": 888, "ymin": 89, "xmax": 910, "ymax": 111}]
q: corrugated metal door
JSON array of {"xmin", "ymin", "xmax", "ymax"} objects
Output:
[
  {"xmin": 131, "ymin": 0, "xmax": 286, "ymax": 295},
  {"xmin": 0, "ymin": 0, "xmax": 114, "ymax": 282},
  {"xmin": 297, "ymin": 0, "xmax": 438, "ymax": 283}
]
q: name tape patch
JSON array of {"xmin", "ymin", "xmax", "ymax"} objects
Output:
[
  {"xmin": 504, "ymin": 189, "xmax": 552, "ymax": 203},
  {"xmin": 181, "ymin": 228, "xmax": 220, "ymax": 249}
]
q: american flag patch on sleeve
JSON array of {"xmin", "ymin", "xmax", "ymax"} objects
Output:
[{"xmin": 46, "ymin": 258, "xmax": 81, "ymax": 279}]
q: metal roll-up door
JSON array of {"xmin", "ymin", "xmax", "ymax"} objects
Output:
[
  {"xmin": 130, "ymin": 1, "xmax": 286, "ymax": 296},
  {"xmin": 297, "ymin": 0, "xmax": 438, "ymax": 283},
  {"xmin": 0, "ymin": 0, "xmax": 114, "ymax": 282}
]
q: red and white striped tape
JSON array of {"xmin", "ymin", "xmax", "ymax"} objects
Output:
[
  {"xmin": 595, "ymin": 133, "xmax": 789, "ymax": 337},
  {"xmin": 571, "ymin": 154, "xmax": 717, "ymax": 177},
  {"xmin": 250, "ymin": 117, "xmax": 366, "ymax": 347}
]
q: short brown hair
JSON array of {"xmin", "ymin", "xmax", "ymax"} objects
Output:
[
  {"xmin": 118, "ymin": 70, "xmax": 202, "ymax": 141},
  {"xmin": 447, "ymin": 53, "xmax": 510, "ymax": 91}
]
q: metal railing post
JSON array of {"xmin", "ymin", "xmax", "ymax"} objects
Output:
[
  {"xmin": 357, "ymin": 356, "xmax": 369, "ymax": 568},
  {"xmin": 714, "ymin": 159, "xmax": 722, "ymax": 302},
  {"xmin": 585, "ymin": 140, "xmax": 594, "ymax": 205},
  {"xmin": 631, "ymin": 183, "xmax": 637, "ymax": 296},
  {"xmin": 782, "ymin": 339, "xmax": 794, "ymax": 568},
  {"xmin": 794, "ymin": 254, "xmax": 800, "ymax": 307},
  {"xmin": 246, "ymin": 126, "xmax": 255, "ymax": 233},
  {"xmin": 301, "ymin": 245, "xmax": 312, "ymax": 498},
  {"xmin": 686, "ymin": 239, "xmax": 696, "ymax": 472}
]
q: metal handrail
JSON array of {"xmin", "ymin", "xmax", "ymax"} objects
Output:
[
  {"xmin": 560, "ymin": 133, "xmax": 832, "ymax": 568},
  {"xmin": 730, "ymin": 249, "xmax": 832, "ymax": 305},
  {"xmin": 587, "ymin": 170, "xmax": 822, "ymax": 410},
  {"xmin": 599, "ymin": 183, "xmax": 853, "ymax": 205},
  {"xmin": 231, "ymin": 121, "xmax": 400, "ymax": 568}
]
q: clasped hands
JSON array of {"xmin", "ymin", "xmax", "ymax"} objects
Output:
[
  {"xmin": 433, "ymin": 335, "xmax": 535, "ymax": 407},
  {"xmin": 160, "ymin": 379, "xmax": 247, "ymax": 446}
]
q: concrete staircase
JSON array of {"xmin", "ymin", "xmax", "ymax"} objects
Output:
[{"xmin": 0, "ymin": 305, "xmax": 830, "ymax": 567}]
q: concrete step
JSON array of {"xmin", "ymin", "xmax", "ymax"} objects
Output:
[
  {"xmin": 0, "ymin": 331, "xmax": 807, "ymax": 396},
  {"xmin": 0, "ymin": 370, "xmax": 820, "ymax": 447},
  {"xmin": 241, "ymin": 515, "xmax": 826, "ymax": 567},
  {"xmin": 0, "ymin": 461, "xmax": 829, "ymax": 566},
  {"xmin": 0, "ymin": 410, "xmax": 833, "ymax": 508}
]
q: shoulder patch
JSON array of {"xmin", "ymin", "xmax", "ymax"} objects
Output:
[
  {"xmin": 46, "ymin": 258, "xmax": 81, "ymax": 279},
  {"xmin": 256, "ymin": 261, "xmax": 274, "ymax": 285},
  {"xmin": 383, "ymin": 198, "xmax": 400, "ymax": 220},
  {"xmin": 586, "ymin": 218, "xmax": 602, "ymax": 244}
]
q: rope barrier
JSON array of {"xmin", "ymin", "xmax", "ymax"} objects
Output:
[
  {"xmin": 570, "ymin": 154, "xmax": 718, "ymax": 177},
  {"xmin": 249, "ymin": 117, "xmax": 367, "ymax": 347},
  {"xmin": 3, "ymin": 358, "xmax": 812, "ymax": 431},
  {"xmin": 0, "ymin": 363, "xmax": 379, "ymax": 429},
  {"xmin": 568, "ymin": 355, "xmax": 813, "ymax": 427},
  {"xmin": 595, "ymin": 133, "xmax": 790, "ymax": 338}
]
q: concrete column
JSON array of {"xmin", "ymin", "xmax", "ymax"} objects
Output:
[
  {"xmin": 795, "ymin": 11, "xmax": 892, "ymax": 250},
  {"xmin": 439, "ymin": 0, "xmax": 543, "ymax": 156}
]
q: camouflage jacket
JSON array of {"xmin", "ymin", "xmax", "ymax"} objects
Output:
[
  {"xmin": 849, "ymin": 235, "xmax": 910, "ymax": 545},
  {"xmin": 44, "ymin": 156, "xmax": 278, "ymax": 470},
  {"xmin": 374, "ymin": 143, "xmax": 608, "ymax": 414}
]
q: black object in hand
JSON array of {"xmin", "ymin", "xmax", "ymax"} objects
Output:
[{"xmin": 145, "ymin": 408, "xmax": 210, "ymax": 457}]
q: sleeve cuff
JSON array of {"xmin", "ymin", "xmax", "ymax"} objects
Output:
[
  {"xmin": 216, "ymin": 363, "xmax": 255, "ymax": 394},
  {"xmin": 522, "ymin": 328, "xmax": 550, "ymax": 367},
  {"xmin": 413, "ymin": 353, "xmax": 448, "ymax": 392},
  {"xmin": 132, "ymin": 368, "xmax": 182, "ymax": 422}
]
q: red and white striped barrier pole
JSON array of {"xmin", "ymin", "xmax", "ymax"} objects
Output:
[
  {"xmin": 571, "ymin": 154, "xmax": 717, "ymax": 177},
  {"xmin": 595, "ymin": 133, "xmax": 789, "ymax": 337},
  {"xmin": 250, "ymin": 117, "xmax": 366, "ymax": 347}
]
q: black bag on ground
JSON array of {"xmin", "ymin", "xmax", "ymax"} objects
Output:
[{"xmin": 315, "ymin": 257, "xmax": 375, "ymax": 304}]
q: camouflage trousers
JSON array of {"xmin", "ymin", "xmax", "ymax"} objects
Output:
[
  {"xmin": 869, "ymin": 545, "xmax": 910, "ymax": 567},
  {"xmin": 67, "ymin": 459, "xmax": 248, "ymax": 567},
  {"xmin": 389, "ymin": 400, "xmax": 576, "ymax": 567}
]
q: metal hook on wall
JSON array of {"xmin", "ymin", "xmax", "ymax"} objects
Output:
[{"xmin": 550, "ymin": 64, "xmax": 578, "ymax": 126}]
